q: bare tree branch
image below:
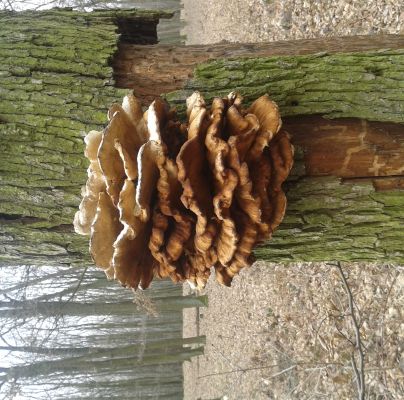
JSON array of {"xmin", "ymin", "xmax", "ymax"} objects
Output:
[{"xmin": 64, "ymin": 266, "xmax": 88, "ymax": 303}]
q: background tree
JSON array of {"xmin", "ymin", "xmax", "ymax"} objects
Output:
[{"xmin": 0, "ymin": 264, "xmax": 206, "ymax": 399}]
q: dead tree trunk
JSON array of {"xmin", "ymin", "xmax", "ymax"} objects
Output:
[
  {"xmin": 0, "ymin": 8, "xmax": 172, "ymax": 266},
  {"xmin": 113, "ymin": 34, "xmax": 404, "ymax": 107},
  {"xmin": 0, "ymin": 9, "xmax": 403, "ymax": 267}
]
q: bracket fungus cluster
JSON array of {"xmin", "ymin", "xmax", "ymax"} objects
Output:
[{"xmin": 74, "ymin": 91, "xmax": 294, "ymax": 289}]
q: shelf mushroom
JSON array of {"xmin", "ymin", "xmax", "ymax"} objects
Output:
[{"xmin": 74, "ymin": 91, "xmax": 294, "ymax": 289}]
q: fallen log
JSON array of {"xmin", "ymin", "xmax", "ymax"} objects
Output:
[{"xmin": 0, "ymin": 9, "xmax": 402, "ymax": 267}]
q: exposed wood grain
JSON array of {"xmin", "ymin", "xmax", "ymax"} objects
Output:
[
  {"xmin": 113, "ymin": 34, "xmax": 404, "ymax": 99},
  {"xmin": 284, "ymin": 116, "xmax": 404, "ymax": 180}
]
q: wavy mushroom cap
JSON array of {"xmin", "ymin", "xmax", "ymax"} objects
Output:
[
  {"xmin": 74, "ymin": 91, "xmax": 294, "ymax": 289},
  {"xmin": 73, "ymin": 130, "xmax": 105, "ymax": 235}
]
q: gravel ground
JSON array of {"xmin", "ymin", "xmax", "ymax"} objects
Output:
[
  {"xmin": 181, "ymin": 1, "xmax": 404, "ymax": 399},
  {"xmin": 183, "ymin": 263, "xmax": 403, "ymax": 399},
  {"xmin": 181, "ymin": 0, "xmax": 403, "ymax": 44}
]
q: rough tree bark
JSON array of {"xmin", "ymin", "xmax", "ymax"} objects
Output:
[
  {"xmin": 113, "ymin": 34, "xmax": 404, "ymax": 108},
  {"xmin": 0, "ymin": 8, "xmax": 171, "ymax": 266},
  {"xmin": 0, "ymin": 9, "xmax": 403, "ymax": 268}
]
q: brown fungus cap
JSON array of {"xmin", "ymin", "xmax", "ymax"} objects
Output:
[
  {"xmin": 73, "ymin": 130, "xmax": 105, "ymax": 235},
  {"xmin": 177, "ymin": 93, "xmax": 217, "ymax": 256},
  {"xmin": 246, "ymin": 94, "xmax": 282, "ymax": 162},
  {"xmin": 98, "ymin": 100, "xmax": 147, "ymax": 206},
  {"xmin": 134, "ymin": 99, "xmax": 167, "ymax": 223},
  {"xmin": 205, "ymin": 97, "xmax": 239, "ymax": 266},
  {"xmin": 74, "ymin": 91, "xmax": 294, "ymax": 289},
  {"xmin": 90, "ymin": 192, "xmax": 122, "ymax": 279}
]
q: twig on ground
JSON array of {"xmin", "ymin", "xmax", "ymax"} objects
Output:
[
  {"xmin": 269, "ymin": 364, "xmax": 297, "ymax": 379},
  {"xmin": 334, "ymin": 262, "xmax": 366, "ymax": 400}
]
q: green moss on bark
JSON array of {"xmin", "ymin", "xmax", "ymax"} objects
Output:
[
  {"xmin": 254, "ymin": 177, "xmax": 404, "ymax": 263},
  {"xmin": 0, "ymin": 9, "xmax": 169, "ymax": 266},
  {"xmin": 166, "ymin": 50, "xmax": 404, "ymax": 123}
]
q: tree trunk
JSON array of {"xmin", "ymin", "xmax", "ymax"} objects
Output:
[
  {"xmin": 0, "ymin": 8, "xmax": 171, "ymax": 266},
  {"xmin": 0, "ymin": 10, "xmax": 403, "ymax": 267},
  {"xmin": 114, "ymin": 34, "xmax": 404, "ymax": 108}
]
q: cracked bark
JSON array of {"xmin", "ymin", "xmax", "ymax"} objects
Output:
[{"xmin": 0, "ymin": 10, "xmax": 403, "ymax": 267}]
